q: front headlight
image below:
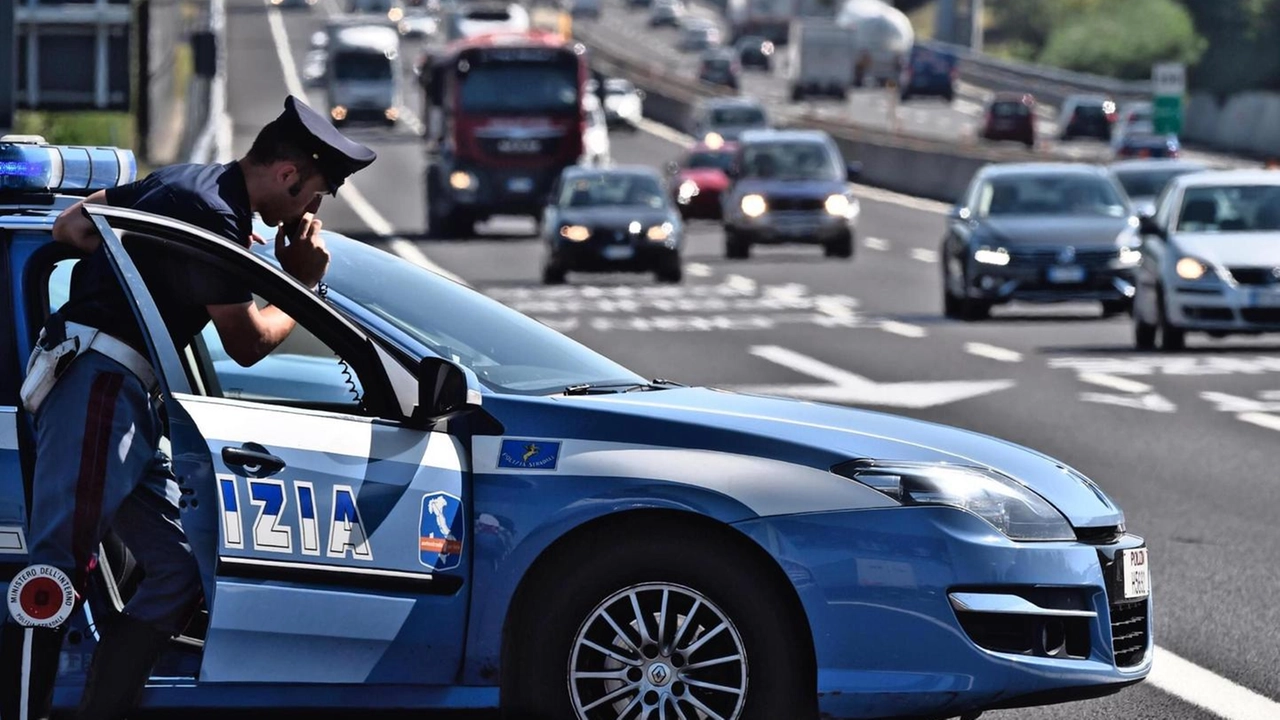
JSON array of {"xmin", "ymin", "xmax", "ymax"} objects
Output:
[
  {"xmin": 560, "ymin": 225, "xmax": 590, "ymax": 242},
  {"xmin": 677, "ymin": 180, "xmax": 699, "ymax": 203},
  {"xmin": 1176, "ymin": 256, "xmax": 1209, "ymax": 280},
  {"xmin": 647, "ymin": 222, "xmax": 673, "ymax": 241},
  {"xmin": 973, "ymin": 246, "xmax": 1010, "ymax": 266},
  {"xmin": 1116, "ymin": 246, "xmax": 1142, "ymax": 267},
  {"xmin": 824, "ymin": 194, "xmax": 851, "ymax": 217},
  {"xmin": 449, "ymin": 171, "xmax": 475, "ymax": 191},
  {"xmin": 833, "ymin": 461, "xmax": 1076, "ymax": 541},
  {"xmin": 740, "ymin": 194, "xmax": 767, "ymax": 218}
]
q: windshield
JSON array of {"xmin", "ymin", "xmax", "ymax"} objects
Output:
[
  {"xmin": 1114, "ymin": 168, "xmax": 1199, "ymax": 199},
  {"xmin": 686, "ymin": 150, "xmax": 733, "ymax": 171},
  {"xmin": 560, "ymin": 172, "xmax": 667, "ymax": 209},
  {"xmin": 332, "ymin": 51, "xmax": 393, "ymax": 81},
  {"xmin": 977, "ymin": 174, "xmax": 1129, "ymax": 217},
  {"xmin": 281, "ymin": 238, "xmax": 645, "ymax": 395},
  {"xmin": 992, "ymin": 102, "xmax": 1030, "ymax": 117},
  {"xmin": 740, "ymin": 141, "xmax": 840, "ymax": 181},
  {"xmin": 459, "ymin": 61, "xmax": 578, "ymax": 114},
  {"xmin": 1176, "ymin": 185, "xmax": 1280, "ymax": 232},
  {"xmin": 703, "ymin": 59, "xmax": 731, "ymax": 72},
  {"xmin": 710, "ymin": 106, "xmax": 765, "ymax": 126}
]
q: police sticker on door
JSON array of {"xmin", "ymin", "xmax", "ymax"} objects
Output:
[
  {"xmin": 1121, "ymin": 547, "xmax": 1149, "ymax": 600},
  {"xmin": 420, "ymin": 491, "xmax": 465, "ymax": 571}
]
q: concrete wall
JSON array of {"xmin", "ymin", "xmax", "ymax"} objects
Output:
[{"xmin": 1184, "ymin": 91, "xmax": 1280, "ymax": 159}]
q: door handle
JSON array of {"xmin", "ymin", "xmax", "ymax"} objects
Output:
[{"xmin": 222, "ymin": 443, "xmax": 286, "ymax": 478}]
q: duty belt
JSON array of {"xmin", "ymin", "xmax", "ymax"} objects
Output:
[{"xmin": 20, "ymin": 317, "xmax": 159, "ymax": 414}]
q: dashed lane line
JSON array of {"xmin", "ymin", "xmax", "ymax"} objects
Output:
[
  {"xmin": 264, "ymin": 0, "xmax": 465, "ymax": 286},
  {"xmin": 864, "ymin": 237, "xmax": 890, "ymax": 251},
  {"xmin": 1237, "ymin": 412, "xmax": 1280, "ymax": 433},
  {"xmin": 879, "ymin": 320, "xmax": 926, "ymax": 338},
  {"xmin": 963, "ymin": 343, "xmax": 1023, "ymax": 363},
  {"xmin": 910, "ymin": 248, "xmax": 938, "ymax": 263},
  {"xmin": 1077, "ymin": 373, "xmax": 1154, "ymax": 394}
]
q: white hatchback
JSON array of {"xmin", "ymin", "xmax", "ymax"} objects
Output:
[{"xmin": 1133, "ymin": 169, "xmax": 1280, "ymax": 350}]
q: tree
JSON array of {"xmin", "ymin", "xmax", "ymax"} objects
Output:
[{"xmin": 1039, "ymin": 0, "xmax": 1206, "ymax": 80}]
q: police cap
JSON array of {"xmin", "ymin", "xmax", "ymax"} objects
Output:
[{"xmin": 270, "ymin": 95, "xmax": 376, "ymax": 194}]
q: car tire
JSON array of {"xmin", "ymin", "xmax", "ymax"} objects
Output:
[
  {"xmin": 1134, "ymin": 313, "xmax": 1156, "ymax": 350},
  {"xmin": 655, "ymin": 255, "xmax": 683, "ymax": 283},
  {"xmin": 824, "ymin": 232, "xmax": 853, "ymax": 259},
  {"xmin": 725, "ymin": 229, "xmax": 750, "ymax": 259},
  {"xmin": 1156, "ymin": 288, "xmax": 1185, "ymax": 351},
  {"xmin": 501, "ymin": 528, "xmax": 815, "ymax": 720},
  {"xmin": 542, "ymin": 259, "xmax": 567, "ymax": 285},
  {"xmin": 1101, "ymin": 299, "xmax": 1131, "ymax": 317},
  {"xmin": 790, "ymin": 86, "xmax": 804, "ymax": 102},
  {"xmin": 942, "ymin": 265, "xmax": 963, "ymax": 319}
]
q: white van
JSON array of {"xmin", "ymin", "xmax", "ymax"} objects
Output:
[{"xmin": 326, "ymin": 23, "xmax": 403, "ymax": 126}]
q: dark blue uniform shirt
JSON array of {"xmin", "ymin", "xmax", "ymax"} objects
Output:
[{"xmin": 59, "ymin": 162, "xmax": 254, "ymax": 353}]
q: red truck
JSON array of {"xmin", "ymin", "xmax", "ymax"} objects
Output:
[{"xmin": 419, "ymin": 31, "xmax": 589, "ymax": 237}]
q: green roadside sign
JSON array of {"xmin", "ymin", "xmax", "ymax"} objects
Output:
[{"xmin": 1151, "ymin": 63, "xmax": 1185, "ymax": 135}]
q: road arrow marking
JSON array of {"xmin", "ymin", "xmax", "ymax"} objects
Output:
[
  {"xmin": 726, "ymin": 346, "xmax": 1015, "ymax": 409},
  {"xmin": 1079, "ymin": 373, "xmax": 1152, "ymax": 394},
  {"xmin": 1079, "ymin": 392, "xmax": 1177, "ymax": 413}
]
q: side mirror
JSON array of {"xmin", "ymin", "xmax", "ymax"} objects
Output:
[
  {"xmin": 846, "ymin": 161, "xmax": 863, "ymax": 181},
  {"xmin": 947, "ymin": 206, "xmax": 971, "ymax": 221},
  {"xmin": 415, "ymin": 356, "xmax": 477, "ymax": 424},
  {"xmin": 1138, "ymin": 213, "xmax": 1164, "ymax": 238}
]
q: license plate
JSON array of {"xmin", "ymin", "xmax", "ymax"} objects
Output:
[
  {"xmin": 602, "ymin": 245, "xmax": 634, "ymax": 260},
  {"xmin": 1048, "ymin": 265, "xmax": 1086, "ymax": 284},
  {"xmin": 1120, "ymin": 547, "xmax": 1150, "ymax": 600},
  {"xmin": 507, "ymin": 177, "xmax": 533, "ymax": 193}
]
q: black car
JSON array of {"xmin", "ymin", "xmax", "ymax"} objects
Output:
[
  {"xmin": 541, "ymin": 166, "xmax": 684, "ymax": 284},
  {"xmin": 1059, "ymin": 94, "xmax": 1116, "ymax": 142},
  {"xmin": 697, "ymin": 48, "xmax": 741, "ymax": 91},
  {"xmin": 720, "ymin": 129, "xmax": 862, "ymax": 259},
  {"xmin": 899, "ymin": 45, "xmax": 955, "ymax": 102},
  {"xmin": 1114, "ymin": 133, "xmax": 1181, "ymax": 160},
  {"xmin": 734, "ymin": 35, "xmax": 774, "ymax": 71},
  {"xmin": 941, "ymin": 163, "xmax": 1140, "ymax": 320}
]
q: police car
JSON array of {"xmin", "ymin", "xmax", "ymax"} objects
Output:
[{"xmin": 0, "ymin": 140, "xmax": 1152, "ymax": 719}]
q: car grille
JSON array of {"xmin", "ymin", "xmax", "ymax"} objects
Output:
[
  {"xmin": 1006, "ymin": 247, "xmax": 1118, "ymax": 268},
  {"xmin": 767, "ymin": 196, "xmax": 825, "ymax": 212},
  {"xmin": 1182, "ymin": 306, "xmax": 1234, "ymax": 322},
  {"xmin": 1241, "ymin": 308, "xmax": 1280, "ymax": 324},
  {"xmin": 1074, "ymin": 525, "xmax": 1124, "ymax": 545},
  {"xmin": 1099, "ymin": 550, "xmax": 1151, "ymax": 668},
  {"xmin": 478, "ymin": 136, "xmax": 561, "ymax": 157},
  {"xmin": 1229, "ymin": 267, "xmax": 1280, "ymax": 286}
]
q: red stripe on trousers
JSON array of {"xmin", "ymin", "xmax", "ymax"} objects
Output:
[{"xmin": 72, "ymin": 371, "xmax": 125, "ymax": 591}]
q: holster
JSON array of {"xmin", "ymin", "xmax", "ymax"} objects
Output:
[{"xmin": 19, "ymin": 313, "xmax": 80, "ymax": 415}]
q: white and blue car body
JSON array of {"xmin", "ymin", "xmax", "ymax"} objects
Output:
[{"xmin": 0, "ymin": 141, "xmax": 1152, "ymax": 719}]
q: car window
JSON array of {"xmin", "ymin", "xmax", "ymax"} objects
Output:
[
  {"xmin": 976, "ymin": 174, "xmax": 1129, "ymax": 218},
  {"xmin": 686, "ymin": 150, "xmax": 733, "ymax": 171},
  {"xmin": 559, "ymin": 173, "xmax": 666, "ymax": 208},
  {"xmin": 710, "ymin": 106, "xmax": 764, "ymax": 125},
  {"xmin": 1114, "ymin": 168, "xmax": 1197, "ymax": 199},
  {"xmin": 992, "ymin": 102, "xmax": 1030, "ymax": 117},
  {"xmin": 1175, "ymin": 185, "xmax": 1280, "ymax": 232},
  {"xmin": 740, "ymin": 141, "xmax": 840, "ymax": 181}
]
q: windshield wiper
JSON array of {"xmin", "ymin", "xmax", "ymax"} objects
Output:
[{"xmin": 562, "ymin": 379, "xmax": 686, "ymax": 395}]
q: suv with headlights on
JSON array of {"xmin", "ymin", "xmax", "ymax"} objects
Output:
[{"xmin": 721, "ymin": 129, "xmax": 862, "ymax": 259}]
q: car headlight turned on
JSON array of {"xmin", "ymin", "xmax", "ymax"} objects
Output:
[
  {"xmin": 1176, "ymin": 256, "xmax": 1209, "ymax": 280},
  {"xmin": 834, "ymin": 460, "xmax": 1076, "ymax": 541},
  {"xmin": 449, "ymin": 171, "xmax": 475, "ymax": 191},
  {"xmin": 973, "ymin": 246, "xmax": 1010, "ymax": 266},
  {"xmin": 330, "ymin": 105, "xmax": 348, "ymax": 122},
  {"xmin": 1116, "ymin": 246, "xmax": 1142, "ymax": 267},
  {"xmin": 560, "ymin": 225, "xmax": 590, "ymax": 242},
  {"xmin": 677, "ymin": 180, "xmax": 699, "ymax": 204},
  {"xmin": 824, "ymin": 193, "xmax": 858, "ymax": 219},
  {"xmin": 740, "ymin": 193, "xmax": 767, "ymax": 218},
  {"xmin": 646, "ymin": 222, "xmax": 673, "ymax": 241}
]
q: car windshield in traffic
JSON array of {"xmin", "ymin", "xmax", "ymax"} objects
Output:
[
  {"xmin": 257, "ymin": 237, "xmax": 646, "ymax": 395},
  {"xmin": 1176, "ymin": 185, "xmax": 1280, "ymax": 232},
  {"xmin": 992, "ymin": 102, "xmax": 1030, "ymax": 117},
  {"xmin": 459, "ymin": 63, "xmax": 578, "ymax": 114},
  {"xmin": 686, "ymin": 150, "xmax": 733, "ymax": 171},
  {"xmin": 977, "ymin": 174, "xmax": 1129, "ymax": 217},
  {"xmin": 710, "ymin": 106, "xmax": 764, "ymax": 126},
  {"xmin": 559, "ymin": 172, "xmax": 667, "ymax": 209},
  {"xmin": 1114, "ymin": 168, "xmax": 1200, "ymax": 198},
  {"xmin": 740, "ymin": 141, "xmax": 840, "ymax": 181},
  {"xmin": 331, "ymin": 52, "xmax": 393, "ymax": 81}
]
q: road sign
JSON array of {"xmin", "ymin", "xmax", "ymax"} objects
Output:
[{"xmin": 1152, "ymin": 62, "xmax": 1185, "ymax": 135}]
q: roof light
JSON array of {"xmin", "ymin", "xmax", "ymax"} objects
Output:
[{"xmin": 0, "ymin": 139, "xmax": 137, "ymax": 193}]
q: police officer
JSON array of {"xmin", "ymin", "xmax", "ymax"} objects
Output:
[{"xmin": 0, "ymin": 95, "xmax": 375, "ymax": 720}]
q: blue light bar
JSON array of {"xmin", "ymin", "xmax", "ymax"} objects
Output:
[{"xmin": 0, "ymin": 137, "xmax": 138, "ymax": 193}]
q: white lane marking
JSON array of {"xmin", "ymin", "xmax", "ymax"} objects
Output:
[
  {"xmin": 398, "ymin": 106, "xmax": 426, "ymax": 137},
  {"xmin": 1079, "ymin": 392, "xmax": 1177, "ymax": 413},
  {"xmin": 1149, "ymin": 645, "xmax": 1280, "ymax": 720},
  {"xmin": 734, "ymin": 345, "xmax": 1014, "ymax": 409},
  {"xmin": 964, "ymin": 343, "xmax": 1023, "ymax": 363},
  {"xmin": 879, "ymin": 320, "xmax": 926, "ymax": 338},
  {"xmin": 1078, "ymin": 373, "xmax": 1153, "ymax": 394},
  {"xmin": 264, "ymin": 1, "xmax": 465, "ymax": 286},
  {"xmin": 910, "ymin": 248, "xmax": 938, "ymax": 263},
  {"xmin": 685, "ymin": 262, "xmax": 713, "ymax": 278},
  {"xmin": 636, "ymin": 116, "xmax": 695, "ymax": 145},
  {"xmin": 864, "ymin": 237, "xmax": 889, "ymax": 251},
  {"xmin": 1237, "ymin": 411, "xmax": 1280, "ymax": 433}
]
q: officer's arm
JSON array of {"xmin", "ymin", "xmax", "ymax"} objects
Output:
[
  {"xmin": 51, "ymin": 190, "xmax": 110, "ymax": 253},
  {"xmin": 206, "ymin": 302, "xmax": 297, "ymax": 367}
]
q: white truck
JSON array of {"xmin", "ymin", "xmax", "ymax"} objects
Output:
[
  {"xmin": 325, "ymin": 22, "xmax": 403, "ymax": 126},
  {"xmin": 786, "ymin": 21, "xmax": 856, "ymax": 101},
  {"xmin": 834, "ymin": 0, "xmax": 914, "ymax": 87},
  {"xmin": 726, "ymin": 0, "xmax": 792, "ymax": 45}
]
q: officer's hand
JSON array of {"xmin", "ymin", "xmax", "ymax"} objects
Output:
[{"xmin": 275, "ymin": 210, "xmax": 329, "ymax": 289}]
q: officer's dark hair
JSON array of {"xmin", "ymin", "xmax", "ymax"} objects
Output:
[{"xmin": 246, "ymin": 119, "xmax": 320, "ymax": 180}]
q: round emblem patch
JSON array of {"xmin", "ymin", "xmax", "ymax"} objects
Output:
[{"xmin": 6, "ymin": 564, "xmax": 75, "ymax": 628}]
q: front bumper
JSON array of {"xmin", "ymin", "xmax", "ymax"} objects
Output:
[
  {"xmin": 443, "ymin": 166, "xmax": 562, "ymax": 217},
  {"xmin": 551, "ymin": 236, "xmax": 679, "ymax": 272},
  {"xmin": 965, "ymin": 256, "xmax": 1136, "ymax": 304},
  {"xmin": 729, "ymin": 211, "xmax": 852, "ymax": 245},
  {"xmin": 1167, "ymin": 281, "xmax": 1280, "ymax": 332},
  {"xmin": 734, "ymin": 506, "xmax": 1152, "ymax": 720}
]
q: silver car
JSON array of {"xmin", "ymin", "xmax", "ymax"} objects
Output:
[{"xmin": 1134, "ymin": 169, "xmax": 1280, "ymax": 350}]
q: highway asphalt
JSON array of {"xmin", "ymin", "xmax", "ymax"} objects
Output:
[{"xmin": 221, "ymin": 0, "xmax": 1280, "ymax": 717}]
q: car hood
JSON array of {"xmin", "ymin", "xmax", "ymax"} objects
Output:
[
  {"xmin": 562, "ymin": 388, "xmax": 1124, "ymax": 528},
  {"xmin": 734, "ymin": 178, "xmax": 845, "ymax": 198},
  {"xmin": 1172, "ymin": 232, "xmax": 1280, "ymax": 267},
  {"xmin": 980, "ymin": 215, "xmax": 1132, "ymax": 247},
  {"xmin": 677, "ymin": 168, "xmax": 729, "ymax": 189},
  {"xmin": 559, "ymin": 206, "xmax": 673, "ymax": 227}
]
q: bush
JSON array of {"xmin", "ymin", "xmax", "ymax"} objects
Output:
[
  {"xmin": 1039, "ymin": 0, "xmax": 1206, "ymax": 79},
  {"xmin": 13, "ymin": 111, "xmax": 137, "ymax": 150}
]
